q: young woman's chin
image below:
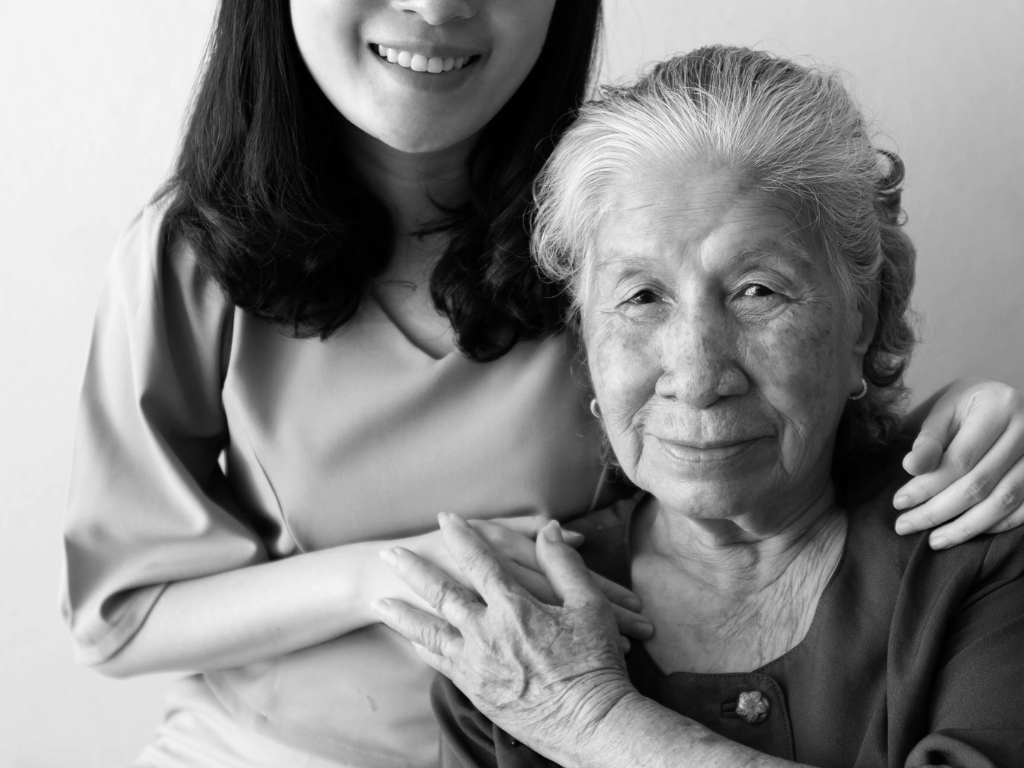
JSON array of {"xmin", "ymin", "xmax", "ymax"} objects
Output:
[{"xmin": 290, "ymin": 0, "xmax": 556, "ymax": 157}]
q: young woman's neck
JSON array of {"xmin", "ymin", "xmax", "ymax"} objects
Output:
[{"xmin": 343, "ymin": 121, "xmax": 476, "ymax": 236}]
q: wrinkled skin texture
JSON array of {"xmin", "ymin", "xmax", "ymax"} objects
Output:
[
  {"xmin": 375, "ymin": 516, "xmax": 788, "ymax": 768},
  {"xmin": 376, "ymin": 516, "xmax": 637, "ymax": 767},
  {"xmin": 584, "ymin": 162, "xmax": 871, "ymax": 535},
  {"xmin": 373, "ymin": 163, "xmax": 1024, "ymax": 768}
]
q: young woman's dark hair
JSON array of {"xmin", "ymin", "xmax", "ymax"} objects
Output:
[{"xmin": 163, "ymin": 0, "xmax": 602, "ymax": 361}]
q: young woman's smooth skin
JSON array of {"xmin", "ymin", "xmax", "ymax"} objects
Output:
[
  {"xmin": 64, "ymin": 1, "xmax": 1024, "ymax": 766},
  {"xmin": 291, "ymin": 0, "xmax": 556, "ymax": 356},
  {"xmin": 292, "ymin": 0, "xmax": 556, "ymax": 153}
]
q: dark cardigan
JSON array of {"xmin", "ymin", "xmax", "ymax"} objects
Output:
[{"xmin": 432, "ymin": 445, "xmax": 1024, "ymax": 768}]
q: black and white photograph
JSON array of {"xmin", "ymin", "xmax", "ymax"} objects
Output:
[{"xmin": 1, "ymin": 1, "xmax": 1023, "ymax": 766}]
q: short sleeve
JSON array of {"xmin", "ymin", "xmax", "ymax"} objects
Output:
[{"xmin": 61, "ymin": 205, "xmax": 265, "ymax": 666}]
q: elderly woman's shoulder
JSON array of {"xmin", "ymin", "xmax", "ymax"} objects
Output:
[{"xmin": 844, "ymin": 438, "xmax": 1024, "ymax": 588}]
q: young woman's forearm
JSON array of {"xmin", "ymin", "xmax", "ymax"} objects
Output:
[{"xmin": 93, "ymin": 539, "xmax": 399, "ymax": 678}]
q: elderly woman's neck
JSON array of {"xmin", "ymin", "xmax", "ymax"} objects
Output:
[
  {"xmin": 632, "ymin": 488, "xmax": 848, "ymax": 673},
  {"xmin": 637, "ymin": 485, "xmax": 846, "ymax": 597}
]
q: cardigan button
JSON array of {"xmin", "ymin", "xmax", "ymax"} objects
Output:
[{"xmin": 735, "ymin": 690, "xmax": 770, "ymax": 724}]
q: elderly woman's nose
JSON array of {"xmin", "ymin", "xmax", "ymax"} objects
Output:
[
  {"xmin": 653, "ymin": 312, "xmax": 746, "ymax": 407},
  {"xmin": 391, "ymin": 0, "xmax": 477, "ymax": 25}
]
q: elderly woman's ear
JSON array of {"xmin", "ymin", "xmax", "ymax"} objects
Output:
[{"xmin": 848, "ymin": 283, "xmax": 880, "ymax": 396}]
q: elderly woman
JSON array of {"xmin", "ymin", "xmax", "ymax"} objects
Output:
[{"xmin": 373, "ymin": 46, "xmax": 1024, "ymax": 767}]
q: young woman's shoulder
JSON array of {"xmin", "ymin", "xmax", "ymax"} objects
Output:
[{"xmin": 103, "ymin": 199, "xmax": 233, "ymax": 321}]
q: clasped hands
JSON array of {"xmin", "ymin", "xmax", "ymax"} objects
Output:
[{"xmin": 373, "ymin": 512, "xmax": 635, "ymax": 768}]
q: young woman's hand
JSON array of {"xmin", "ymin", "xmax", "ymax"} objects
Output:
[
  {"xmin": 371, "ymin": 514, "xmax": 653, "ymax": 641},
  {"xmin": 895, "ymin": 379, "xmax": 1024, "ymax": 548}
]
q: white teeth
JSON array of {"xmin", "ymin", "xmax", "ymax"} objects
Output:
[{"xmin": 374, "ymin": 45, "xmax": 473, "ymax": 73}]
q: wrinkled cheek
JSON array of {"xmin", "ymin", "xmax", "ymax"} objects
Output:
[
  {"xmin": 585, "ymin": 322, "xmax": 659, "ymax": 475},
  {"xmin": 748, "ymin": 309, "xmax": 848, "ymax": 467}
]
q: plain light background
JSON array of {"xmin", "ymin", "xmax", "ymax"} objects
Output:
[{"xmin": 0, "ymin": 1, "xmax": 1021, "ymax": 766}]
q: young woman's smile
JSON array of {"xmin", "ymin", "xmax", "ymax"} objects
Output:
[
  {"xmin": 291, "ymin": 0, "xmax": 556, "ymax": 152},
  {"xmin": 368, "ymin": 41, "xmax": 481, "ymax": 93}
]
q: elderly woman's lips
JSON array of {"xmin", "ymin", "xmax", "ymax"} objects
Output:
[{"xmin": 654, "ymin": 437, "xmax": 767, "ymax": 462}]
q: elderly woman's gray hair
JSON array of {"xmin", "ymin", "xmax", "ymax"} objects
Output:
[{"xmin": 532, "ymin": 45, "xmax": 916, "ymax": 451}]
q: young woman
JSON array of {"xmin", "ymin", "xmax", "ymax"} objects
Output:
[{"xmin": 62, "ymin": 2, "xmax": 1024, "ymax": 767}]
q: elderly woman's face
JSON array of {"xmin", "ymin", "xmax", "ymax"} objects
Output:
[{"xmin": 584, "ymin": 162, "xmax": 872, "ymax": 521}]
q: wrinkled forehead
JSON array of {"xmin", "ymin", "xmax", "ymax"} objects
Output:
[{"xmin": 586, "ymin": 158, "xmax": 821, "ymax": 275}]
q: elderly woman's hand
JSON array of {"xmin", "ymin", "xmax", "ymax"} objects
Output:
[
  {"xmin": 895, "ymin": 379, "xmax": 1024, "ymax": 548},
  {"xmin": 382, "ymin": 515, "xmax": 651, "ymax": 641},
  {"xmin": 373, "ymin": 513, "xmax": 638, "ymax": 767}
]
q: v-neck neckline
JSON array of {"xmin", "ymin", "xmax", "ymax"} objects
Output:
[{"xmin": 369, "ymin": 287, "xmax": 458, "ymax": 362}]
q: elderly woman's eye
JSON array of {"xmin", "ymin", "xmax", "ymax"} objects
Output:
[
  {"xmin": 625, "ymin": 289, "xmax": 659, "ymax": 306},
  {"xmin": 740, "ymin": 283, "xmax": 776, "ymax": 298}
]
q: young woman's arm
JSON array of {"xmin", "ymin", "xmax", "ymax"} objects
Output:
[
  {"xmin": 95, "ymin": 519, "xmax": 632, "ymax": 677},
  {"xmin": 64, "ymin": 210, "xmax": 647, "ymax": 678}
]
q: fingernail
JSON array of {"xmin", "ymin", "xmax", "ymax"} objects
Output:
[
  {"xmin": 930, "ymin": 535, "xmax": 950, "ymax": 550},
  {"xmin": 543, "ymin": 521, "xmax": 564, "ymax": 543},
  {"xmin": 894, "ymin": 518, "xmax": 913, "ymax": 535},
  {"xmin": 561, "ymin": 528, "xmax": 585, "ymax": 543},
  {"xmin": 371, "ymin": 598, "xmax": 391, "ymax": 614},
  {"xmin": 623, "ymin": 596, "xmax": 643, "ymax": 612},
  {"xmin": 437, "ymin": 511, "xmax": 449, "ymax": 526},
  {"xmin": 380, "ymin": 548, "xmax": 399, "ymax": 566},
  {"xmin": 893, "ymin": 494, "xmax": 911, "ymax": 510},
  {"xmin": 636, "ymin": 618, "xmax": 655, "ymax": 638}
]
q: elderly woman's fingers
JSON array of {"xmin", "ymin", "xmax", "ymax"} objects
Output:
[
  {"xmin": 590, "ymin": 571, "xmax": 644, "ymax": 613},
  {"xmin": 924, "ymin": 455, "xmax": 1024, "ymax": 547},
  {"xmin": 508, "ymin": 532, "xmax": 649, "ymax": 635},
  {"xmin": 506, "ymin": 561, "xmax": 559, "ymax": 604},
  {"xmin": 372, "ymin": 598, "xmax": 462, "ymax": 666},
  {"xmin": 380, "ymin": 547, "xmax": 483, "ymax": 628},
  {"xmin": 467, "ymin": 521, "xmax": 583, "ymax": 582},
  {"xmin": 534, "ymin": 522, "xmax": 609, "ymax": 607},
  {"xmin": 894, "ymin": 420, "xmax": 1024, "ymax": 536},
  {"xmin": 438, "ymin": 512, "xmax": 527, "ymax": 606},
  {"xmin": 409, "ymin": 642, "xmax": 453, "ymax": 678},
  {"xmin": 609, "ymin": 602, "xmax": 655, "ymax": 640},
  {"xmin": 471, "ymin": 515, "xmax": 585, "ymax": 547},
  {"xmin": 473, "ymin": 534, "xmax": 646, "ymax": 616},
  {"xmin": 467, "ymin": 520, "xmax": 545, "ymax": 572}
]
